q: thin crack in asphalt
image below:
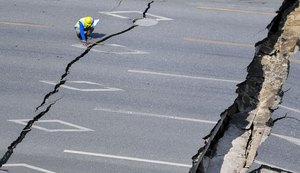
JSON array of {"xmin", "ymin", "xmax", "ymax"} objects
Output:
[
  {"xmin": 143, "ymin": 1, "xmax": 154, "ymax": 18},
  {"xmin": 110, "ymin": 0, "xmax": 124, "ymax": 11},
  {"xmin": 0, "ymin": 1, "xmax": 155, "ymax": 168},
  {"xmin": 269, "ymin": 113, "xmax": 300, "ymax": 126}
]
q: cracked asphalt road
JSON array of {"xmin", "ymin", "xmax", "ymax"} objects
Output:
[{"xmin": 0, "ymin": 0, "xmax": 299, "ymax": 172}]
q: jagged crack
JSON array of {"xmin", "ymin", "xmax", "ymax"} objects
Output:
[
  {"xmin": 269, "ymin": 113, "xmax": 300, "ymax": 126},
  {"xmin": 110, "ymin": 0, "xmax": 124, "ymax": 11},
  {"xmin": 35, "ymin": 0, "xmax": 156, "ymax": 111},
  {"xmin": 0, "ymin": 101, "xmax": 56, "ymax": 167},
  {"xmin": 190, "ymin": 0, "xmax": 300, "ymax": 172},
  {"xmin": 249, "ymin": 164, "xmax": 294, "ymax": 173},
  {"xmin": 0, "ymin": 1, "xmax": 155, "ymax": 169},
  {"xmin": 143, "ymin": 1, "xmax": 154, "ymax": 18}
]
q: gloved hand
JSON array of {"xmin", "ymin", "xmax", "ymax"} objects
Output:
[{"xmin": 81, "ymin": 40, "xmax": 88, "ymax": 46}]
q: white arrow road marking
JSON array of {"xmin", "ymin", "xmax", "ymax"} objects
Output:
[
  {"xmin": 98, "ymin": 11, "xmax": 173, "ymax": 21},
  {"xmin": 8, "ymin": 119, "xmax": 94, "ymax": 132},
  {"xmin": 40, "ymin": 80, "xmax": 123, "ymax": 92}
]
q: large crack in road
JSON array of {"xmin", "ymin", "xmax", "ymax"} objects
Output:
[
  {"xmin": 0, "ymin": 0, "xmax": 154, "ymax": 169},
  {"xmin": 2, "ymin": 0, "xmax": 299, "ymax": 172},
  {"xmin": 190, "ymin": 0, "xmax": 300, "ymax": 172}
]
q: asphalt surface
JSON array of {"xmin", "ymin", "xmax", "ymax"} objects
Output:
[{"xmin": 0, "ymin": 0, "xmax": 299, "ymax": 173}]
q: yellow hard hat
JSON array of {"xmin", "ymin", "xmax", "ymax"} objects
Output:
[{"xmin": 84, "ymin": 16, "xmax": 93, "ymax": 27}]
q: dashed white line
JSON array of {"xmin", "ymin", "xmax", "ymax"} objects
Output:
[
  {"xmin": 3, "ymin": 163, "xmax": 55, "ymax": 173},
  {"xmin": 128, "ymin": 69, "xmax": 241, "ymax": 83},
  {"xmin": 94, "ymin": 108, "xmax": 217, "ymax": 124},
  {"xmin": 94, "ymin": 107, "xmax": 300, "ymax": 146},
  {"xmin": 271, "ymin": 133, "xmax": 300, "ymax": 146},
  {"xmin": 279, "ymin": 105, "xmax": 300, "ymax": 114},
  {"xmin": 64, "ymin": 150, "xmax": 191, "ymax": 168}
]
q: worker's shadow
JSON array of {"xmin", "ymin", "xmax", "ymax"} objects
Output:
[{"xmin": 90, "ymin": 33, "xmax": 106, "ymax": 39}]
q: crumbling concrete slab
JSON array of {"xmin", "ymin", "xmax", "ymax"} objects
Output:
[
  {"xmin": 250, "ymin": 164, "xmax": 293, "ymax": 173},
  {"xmin": 190, "ymin": 0, "xmax": 300, "ymax": 172}
]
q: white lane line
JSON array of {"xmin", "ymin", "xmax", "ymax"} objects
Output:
[
  {"xmin": 3, "ymin": 163, "xmax": 55, "ymax": 173},
  {"xmin": 128, "ymin": 70, "xmax": 241, "ymax": 83},
  {"xmin": 279, "ymin": 105, "xmax": 300, "ymax": 114},
  {"xmin": 94, "ymin": 108, "xmax": 300, "ymax": 146},
  {"xmin": 254, "ymin": 160, "xmax": 295, "ymax": 173},
  {"xmin": 94, "ymin": 108, "xmax": 217, "ymax": 124},
  {"xmin": 271, "ymin": 133, "xmax": 300, "ymax": 146},
  {"xmin": 64, "ymin": 150, "xmax": 191, "ymax": 168}
]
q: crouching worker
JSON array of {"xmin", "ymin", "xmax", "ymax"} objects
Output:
[{"xmin": 74, "ymin": 16, "xmax": 96, "ymax": 46}]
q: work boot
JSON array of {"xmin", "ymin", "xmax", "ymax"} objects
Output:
[{"xmin": 0, "ymin": 168, "xmax": 8, "ymax": 173}]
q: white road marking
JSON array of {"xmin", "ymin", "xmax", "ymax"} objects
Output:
[
  {"xmin": 72, "ymin": 43, "xmax": 149, "ymax": 55},
  {"xmin": 98, "ymin": 11, "xmax": 173, "ymax": 21},
  {"xmin": 95, "ymin": 107, "xmax": 300, "ymax": 146},
  {"xmin": 94, "ymin": 108, "xmax": 217, "ymax": 124},
  {"xmin": 8, "ymin": 119, "xmax": 93, "ymax": 132},
  {"xmin": 279, "ymin": 105, "xmax": 300, "ymax": 114},
  {"xmin": 133, "ymin": 18, "xmax": 159, "ymax": 26},
  {"xmin": 271, "ymin": 133, "xmax": 300, "ymax": 146},
  {"xmin": 3, "ymin": 163, "xmax": 55, "ymax": 173},
  {"xmin": 40, "ymin": 80, "xmax": 123, "ymax": 92},
  {"xmin": 64, "ymin": 150, "xmax": 191, "ymax": 168},
  {"xmin": 254, "ymin": 160, "xmax": 295, "ymax": 173},
  {"xmin": 128, "ymin": 69, "xmax": 241, "ymax": 83}
]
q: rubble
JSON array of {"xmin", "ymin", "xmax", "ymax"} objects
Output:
[{"xmin": 190, "ymin": 0, "xmax": 300, "ymax": 172}]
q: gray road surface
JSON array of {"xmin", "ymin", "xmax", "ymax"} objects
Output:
[{"xmin": 0, "ymin": 0, "xmax": 299, "ymax": 173}]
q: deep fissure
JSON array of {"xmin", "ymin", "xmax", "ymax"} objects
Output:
[{"xmin": 190, "ymin": 0, "xmax": 300, "ymax": 172}]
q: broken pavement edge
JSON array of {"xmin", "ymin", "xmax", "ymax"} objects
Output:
[{"xmin": 190, "ymin": 0, "xmax": 300, "ymax": 172}]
